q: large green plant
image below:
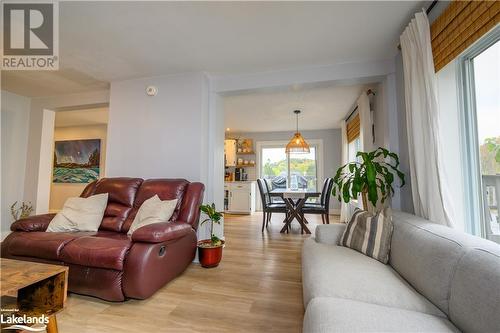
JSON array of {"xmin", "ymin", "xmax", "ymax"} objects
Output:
[
  {"xmin": 333, "ymin": 147, "xmax": 405, "ymax": 208},
  {"xmin": 200, "ymin": 203, "xmax": 223, "ymax": 245}
]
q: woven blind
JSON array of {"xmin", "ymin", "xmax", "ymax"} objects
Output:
[
  {"xmin": 431, "ymin": 0, "xmax": 500, "ymax": 72},
  {"xmin": 346, "ymin": 113, "xmax": 360, "ymax": 143}
]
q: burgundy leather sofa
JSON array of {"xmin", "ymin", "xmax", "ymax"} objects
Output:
[{"xmin": 1, "ymin": 177, "xmax": 204, "ymax": 301}]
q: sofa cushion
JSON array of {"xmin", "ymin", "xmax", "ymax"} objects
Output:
[
  {"xmin": 449, "ymin": 246, "xmax": 500, "ymax": 333},
  {"xmin": 303, "ymin": 297, "xmax": 459, "ymax": 333},
  {"xmin": 123, "ymin": 179, "xmax": 189, "ymax": 232},
  {"xmin": 92, "ymin": 177, "xmax": 143, "ymax": 232},
  {"xmin": 6, "ymin": 232, "xmax": 85, "ymax": 260},
  {"xmin": 61, "ymin": 236, "xmax": 132, "ymax": 270},
  {"xmin": 390, "ymin": 211, "xmax": 469, "ymax": 315},
  {"xmin": 302, "ymin": 238, "xmax": 444, "ymax": 317}
]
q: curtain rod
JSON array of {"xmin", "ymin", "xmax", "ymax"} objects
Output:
[
  {"xmin": 397, "ymin": 0, "xmax": 438, "ymax": 50},
  {"xmin": 345, "ymin": 89, "xmax": 375, "ymax": 122}
]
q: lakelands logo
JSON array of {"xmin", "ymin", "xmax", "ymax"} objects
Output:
[
  {"xmin": 1, "ymin": 313, "xmax": 49, "ymax": 332},
  {"xmin": 2, "ymin": 1, "xmax": 59, "ymax": 70}
]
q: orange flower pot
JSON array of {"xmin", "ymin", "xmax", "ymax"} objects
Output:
[{"xmin": 197, "ymin": 239, "xmax": 225, "ymax": 268}]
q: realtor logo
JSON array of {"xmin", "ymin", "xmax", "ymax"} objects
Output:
[{"xmin": 2, "ymin": 1, "xmax": 59, "ymax": 70}]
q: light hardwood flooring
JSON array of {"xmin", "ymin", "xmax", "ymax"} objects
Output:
[{"xmin": 58, "ymin": 213, "xmax": 339, "ymax": 333}]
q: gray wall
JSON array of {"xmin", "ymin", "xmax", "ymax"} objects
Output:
[
  {"xmin": 395, "ymin": 52, "xmax": 413, "ymax": 214},
  {"xmin": 1, "ymin": 91, "xmax": 31, "ymax": 240},
  {"xmin": 227, "ymin": 128, "xmax": 342, "ymax": 211}
]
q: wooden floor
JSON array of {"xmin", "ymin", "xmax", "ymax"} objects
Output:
[{"xmin": 58, "ymin": 213, "xmax": 339, "ymax": 333}]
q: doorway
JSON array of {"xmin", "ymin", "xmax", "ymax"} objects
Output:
[{"xmin": 39, "ymin": 106, "xmax": 109, "ymax": 213}]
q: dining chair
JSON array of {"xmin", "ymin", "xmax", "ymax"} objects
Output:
[
  {"xmin": 301, "ymin": 178, "xmax": 333, "ymax": 224},
  {"xmin": 264, "ymin": 178, "xmax": 285, "ymax": 204},
  {"xmin": 257, "ymin": 179, "xmax": 288, "ymax": 232}
]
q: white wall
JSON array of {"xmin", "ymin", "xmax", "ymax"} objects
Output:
[
  {"xmin": 49, "ymin": 124, "xmax": 108, "ymax": 212},
  {"xmin": 106, "ymin": 72, "xmax": 209, "ymax": 181},
  {"xmin": 1, "ymin": 91, "xmax": 31, "ymax": 239},
  {"xmin": 436, "ymin": 61, "xmax": 466, "ymax": 232}
]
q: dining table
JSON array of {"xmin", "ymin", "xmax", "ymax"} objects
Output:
[{"xmin": 269, "ymin": 188, "xmax": 321, "ymax": 234}]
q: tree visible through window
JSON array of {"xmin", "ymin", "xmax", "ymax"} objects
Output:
[{"xmin": 261, "ymin": 145, "xmax": 318, "ymax": 191}]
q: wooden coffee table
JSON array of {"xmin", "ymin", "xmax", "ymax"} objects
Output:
[{"xmin": 1, "ymin": 258, "xmax": 68, "ymax": 333}]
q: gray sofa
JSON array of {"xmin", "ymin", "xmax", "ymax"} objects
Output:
[{"xmin": 302, "ymin": 211, "xmax": 500, "ymax": 333}]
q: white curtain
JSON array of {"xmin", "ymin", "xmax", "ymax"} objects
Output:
[
  {"xmin": 400, "ymin": 10, "xmax": 454, "ymax": 227},
  {"xmin": 339, "ymin": 121, "xmax": 350, "ymax": 222},
  {"xmin": 357, "ymin": 92, "xmax": 373, "ymax": 152}
]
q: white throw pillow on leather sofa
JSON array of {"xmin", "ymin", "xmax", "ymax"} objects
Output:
[
  {"xmin": 46, "ymin": 193, "xmax": 109, "ymax": 232},
  {"xmin": 127, "ymin": 195, "xmax": 178, "ymax": 236}
]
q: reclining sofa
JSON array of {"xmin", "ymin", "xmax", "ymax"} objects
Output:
[
  {"xmin": 1, "ymin": 177, "xmax": 204, "ymax": 302},
  {"xmin": 302, "ymin": 211, "xmax": 500, "ymax": 332}
]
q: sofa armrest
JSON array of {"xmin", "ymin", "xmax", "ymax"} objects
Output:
[
  {"xmin": 10, "ymin": 213, "xmax": 56, "ymax": 232},
  {"xmin": 131, "ymin": 221, "xmax": 193, "ymax": 243},
  {"xmin": 315, "ymin": 224, "xmax": 347, "ymax": 245}
]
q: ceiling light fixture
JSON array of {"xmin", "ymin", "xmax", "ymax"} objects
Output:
[{"xmin": 285, "ymin": 110, "xmax": 310, "ymax": 154}]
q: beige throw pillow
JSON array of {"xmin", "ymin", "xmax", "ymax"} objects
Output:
[
  {"xmin": 127, "ymin": 195, "xmax": 178, "ymax": 236},
  {"xmin": 46, "ymin": 193, "xmax": 108, "ymax": 232}
]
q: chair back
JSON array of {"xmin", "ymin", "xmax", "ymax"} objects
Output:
[
  {"xmin": 323, "ymin": 178, "xmax": 334, "ymax": 208},
  {"xmin": 319, "ymin": 178, "xmax": 329, "ymax": 206},
  {"xmin": 257, "ymin": 179, "xmax": 270, "ymax": 208},
  {"xmin": 265, "ymin": 178, "xmax": 284, "ymax": 204}
]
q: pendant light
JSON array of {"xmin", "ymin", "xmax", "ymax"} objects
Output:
[{"xmin": 285, "ymin": 110, "xmax": 310, "ymax": 154}]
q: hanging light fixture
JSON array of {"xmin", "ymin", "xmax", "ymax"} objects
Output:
[{"xmin": 285, "ymin": 110, "xmax": 310, "ymax": 154}]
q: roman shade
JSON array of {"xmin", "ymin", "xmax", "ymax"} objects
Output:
[
  {"xmin": 346, "ymin": 113, "xmax": 360, "ymax": 143},
  {"xmin": 431, "ymin": 1, "xmax": 500, "ymax": 72}
]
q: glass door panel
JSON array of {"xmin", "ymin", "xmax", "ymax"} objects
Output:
[
  {"xmin": 289, "ymin": 147, "xmax": 317, "ymax": 191},
  {"xmin": 261, "ymin": 147, "xmax": 288, "ymax": 189},
  {"xmin": 473, "ymin": 40, "xmax": 500, "ymax": 241}
]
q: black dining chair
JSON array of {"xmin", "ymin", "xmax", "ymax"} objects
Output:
[
  {"xmin": 257, "ymin": 179, "xmax": 288, "ymax": 232},
  {"xmin": 264, "ymin": 178, "xmax": 285, "ymax": 204},
  {"xmin": 301, "ymin": 178, "xmax": 334, "ymax": 224}
]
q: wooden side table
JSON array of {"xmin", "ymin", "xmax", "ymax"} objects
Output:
[{"xmin": 1, "ymin": 258, "xmax": 68, "ymax": 333}]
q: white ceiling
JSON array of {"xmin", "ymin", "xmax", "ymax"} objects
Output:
[
  {"xmin": 55, "ymin": 107, "xmax": 109, "ymax": 128},
  {"xmin": 224, "ymin": 83, "xmax": 369, "ymax": 132},
  {"xmin": 2, "ymin": 1, "xmax": 423, "ymax": 97}
]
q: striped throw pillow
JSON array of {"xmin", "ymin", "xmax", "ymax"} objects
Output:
[{"xmin": 340, "ymin": 207, "xmax": 393, "ymax": 264}]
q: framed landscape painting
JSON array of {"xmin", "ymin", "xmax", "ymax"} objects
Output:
[{"xmin": 53, "ymin": 139, "xmax": 101, "ymax": 183}]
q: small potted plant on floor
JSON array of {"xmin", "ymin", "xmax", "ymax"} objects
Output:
[
  {"xmin": 332, "ymin": 147, "xmax": 405, "ymax": 211},
  {"xmin": 198, "ymin": 203, "xmax": 224, "ymax": 268}
]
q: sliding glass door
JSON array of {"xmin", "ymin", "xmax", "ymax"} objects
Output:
[{"xmin": 259, "ymin": 143, "xmax": 319, "ymax": 192}]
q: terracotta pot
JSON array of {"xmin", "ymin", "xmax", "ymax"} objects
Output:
[{"xmin": 198, "ymin": 239, "xmax": 225, "ymax": 268}]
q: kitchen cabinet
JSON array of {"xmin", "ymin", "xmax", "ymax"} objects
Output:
[
  {"xmin": 224, "ymin": 139, "xmax": 236, "ymax": 167},
  {"xmin": 224, "ymin": 182, "xmax": 255, "ymax": 214}
]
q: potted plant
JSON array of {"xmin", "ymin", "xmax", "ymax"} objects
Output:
[
  {"xmin": 198, "ymin": 203, "xmax": 224, "ymax": 268},
  {"xmin": 10, "ymin": 201, "xmax": 33, "ymax": 221},
  {"xmin": 332, "ymin": 147, "xmax": 405, "ymax": 211}
]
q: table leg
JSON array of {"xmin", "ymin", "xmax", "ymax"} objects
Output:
[
  {"xmin": 46, "ymin": 315, "xmax": 58, "ymax": 333},
  {"xmin": 280, "ymin": 198, "xmax": 296, "ymax": 233},
  {"xmin": 295, "ymin": 199, "xmax": 311, "ymax": 234}
]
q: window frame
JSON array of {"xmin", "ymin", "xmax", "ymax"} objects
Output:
[
  {"xmin": 457, "ymin": 25, "xmax": 500, "ymax": 238},
  {"xmin": 256, "ymin": 139, "xmax": 324, "ymax": 191}
]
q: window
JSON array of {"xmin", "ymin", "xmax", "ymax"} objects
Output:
[
  {"xmin": 348, "ymin": 137, "xmax": 361, "ymax": 162},
  {"xmin": 259, "ymin": 141, "xmax": 320, "ymax": 192},
  {"xmin": 460, "ymin": 28, "xmax": 500, "ymax": 243}
]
